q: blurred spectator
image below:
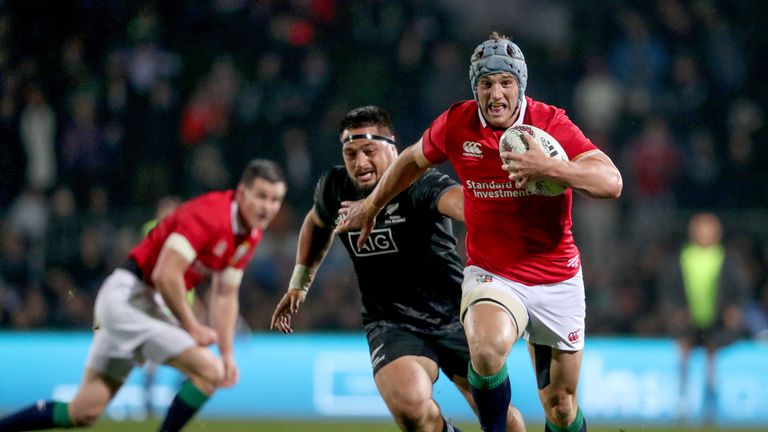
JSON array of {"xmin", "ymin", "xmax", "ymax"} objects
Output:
[
  {"xmin": 655, "ymin": 212, "xmax": 752, "ymax": 419},
  {"xmin": 623, "ymin": 116, "xmax": 681, "ymax": 250},
  {"xmin": 19, "ymin": 83, "xmax": 56, "ymax": 192}
]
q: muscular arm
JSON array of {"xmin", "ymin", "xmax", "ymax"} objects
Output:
[
  {"xmin": 152, "ymin": 245, "xmax": 197, "ymax": 330},
  {"xmin": 553, "ymin": 150, "xmax": 623, "ymax": 199},
  {"xmin": 209, "ymin": 273, "xmax": 239, "ymax": 357},
  {"xmin": 270, "ymin": 208, "xmax": 335, "ymax": 332},
  {"xmin": 152, "ymin": 242, "xmax": 217, "ymax": 345},
  {"xmin": 297, "ymin": 208, "xmax": 336, "ymax": 276}
]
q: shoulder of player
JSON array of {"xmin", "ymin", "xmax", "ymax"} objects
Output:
[
  {"xmin": 177, "ymin": 190, "xmax": 234, "ymax": 228},
  {"xmin": 524, "ymin": 96, "xmax": 568, "ymax": 124},
  {"xmin": 317, "ymin": 166, "xmax": 355, "ymax": 199}
]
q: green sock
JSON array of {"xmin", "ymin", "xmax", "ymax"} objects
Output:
[
  {"xmin": 177, "ymin": 380, "xmax": 209, "ymax": 409},
  {"xmin": 53, "ymin": 401, "xmax": 73, "ymax": 427},
  {"xmin": 467, "ymin": 362, "xmax": 508, "ymax": 389},
  {"xmin": 545, "ymin": 406, "xmax": 585, "ymax": 432}
]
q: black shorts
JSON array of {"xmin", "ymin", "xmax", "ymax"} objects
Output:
[
  {"xmin": 682, "ymin": 325, "xmax": 740, "ymax": 349},
  {"xmin": 364, "ymin": 321, "xmax": 470, "ymax": 381}
]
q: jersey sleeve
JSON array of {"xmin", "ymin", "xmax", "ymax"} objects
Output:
[
  {"xmin": 421, "ymin": 110, "xmax": 451, "ymax": 165},
  {"xmin": 546, "ymin": 108, "xmax": 597, "ymax": 160},
  {"xmin": 313, "ymin": 169, "xmax": 341, "ymax": 227},
  {"xmin": 410, "ymin": 169, "xmax": 460, "ymax": 213}
]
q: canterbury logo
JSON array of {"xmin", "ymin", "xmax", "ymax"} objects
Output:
[
  {"xmin": 462, "ymin": 141, "xmax": 483, "ymax": 157},
  {"xmin": 568, "ymin": 329, "xmax": 583, "ymax": 343}
]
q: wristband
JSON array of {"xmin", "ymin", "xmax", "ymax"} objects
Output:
[{"xmin": 289, "ymin": 264, "xmax": 313, "ymax": 292}]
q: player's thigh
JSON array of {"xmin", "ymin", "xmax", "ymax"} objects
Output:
[
  {"xmin": 365, "ymin": 322, "xmax": 439, "ymax": 402},
  {"xmin": 461, "ymin": 266, "xmax": 529, "ymax": 341},
  {"xmin": 375, "ymin": 355, "xmax": 439, "ymax": 407}
]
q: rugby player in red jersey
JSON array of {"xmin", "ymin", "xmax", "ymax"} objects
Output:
[
  {"xmin": 270, "ymin": 106, "xmax": 525, "ymax": 432},
  {"xmin": 338, "ymin": 33, "xmax": 622, "ymax": 432},
  {"xmin": 0, "ymin": 160, "xmax": 287, "ymax": 432}
]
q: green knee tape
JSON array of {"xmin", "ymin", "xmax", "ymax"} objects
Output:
[
  {"xmin": 178, "ymin": 381, "xmax": 210, "ymax": 409},
  {"xmin": 53, "ymin": 401, "xmax": 73, "ymax": 427},
  {"xmin": 467, "ymin": 362, "xmax": 508, "ymax": 390}
]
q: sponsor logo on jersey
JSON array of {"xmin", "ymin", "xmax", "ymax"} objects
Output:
[
  {"xmin": 567, "ymin": 255, "xmax": 580, "ymax": 268},
  {"xmin": 230, "ymin": 241, "xmax": 251, "ymax": 265},
  {"xmin": 476, "ymin": 274, "xmax": 493, "ymax": 283},
  {"xmin": 567, "ymin": 329, "xmax": 583, "ymax": 344},
  {"xmin": 213, "ymin": 239, "xmax": 227, "ymax": 257},
  {"xmin": 370, "ymin": 343, "xmax": 386, "ymax": 368},
  {"xmin": 348, "ymin": 228, "xmax": 399, "ymax": 256},
  {"xmin": 462, "ymin": 141, "xmax": 483, "ymax": 158},
  {"xmin": 383, "ymin": 202, "xmax": 406, "ymax": 225}
]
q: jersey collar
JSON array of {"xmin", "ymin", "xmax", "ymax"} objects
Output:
[
  {"xmin": 231, "ymin": 200, "xmax": 247, "ymax": 235},
  {"xmin": 477, "ymin": 97, "xmax": 528, "ymax": 129}
]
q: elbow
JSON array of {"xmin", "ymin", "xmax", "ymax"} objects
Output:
[
  {"xmin": 604, "ymin": 174, "xmax": 623, "ymax": 199},
  {"xmin": 588, "ymin": 174, "xmax": 623, "ymax": 199},
  {"xmin": 150, "ymin": 268, "xmax": 172, "ymax": 289}
]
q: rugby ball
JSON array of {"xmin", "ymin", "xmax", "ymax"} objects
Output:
[{"xmin": 499, "ymin": 124, "xmax": 569, "ymax": 196}]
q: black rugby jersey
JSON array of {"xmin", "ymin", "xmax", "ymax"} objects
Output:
[{"xmin": 315, "ymin": 167, "xmax": 464, "ymax": 334}]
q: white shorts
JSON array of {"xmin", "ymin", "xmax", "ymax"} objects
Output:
[
  {"xmin": 86, "ymin": 269, "xmax": 196, "ymax": 382},
  {"xmin": 461, "ymin": 265, "xmax": 585, "ymax": 351}
]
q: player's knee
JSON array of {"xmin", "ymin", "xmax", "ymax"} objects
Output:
[
  {"xmin": 543, "ymin": 388, "xmax": 576, "ymax": 425},
  {"xmin": 468, "ymin": 339, "xmax": 509, "ymax": 375},
  {"xmin": 385, "ymin": 386, "xmax": 434, "ymax": 427},
  {"xmin": 190, "ymin": 357, "xmax": 225, "ymax": 393}
]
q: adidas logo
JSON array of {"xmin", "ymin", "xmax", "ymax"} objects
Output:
[{"xmin": 462, "ymin": 141, "xmax": 483, "ymax": 158}]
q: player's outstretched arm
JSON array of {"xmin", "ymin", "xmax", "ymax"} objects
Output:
[
  {"xmin": 271, "ymin": 209, "xmax": 334, "ymax": 333},
  {"xmin": 336, "ymin": 139, "xmax": 433, "ymax": 249}
]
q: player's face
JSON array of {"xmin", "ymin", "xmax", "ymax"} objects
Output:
[
  {"xmin": 340, "ymin": 126, "xmax": 397, "ymax": 192},
  {"xmin": 236, "ymin": 178, "xmax": 287, "ymax": 230},
  {"xmin": 476, "ymin": 72, "xmax": 520, "ymax": 128}
]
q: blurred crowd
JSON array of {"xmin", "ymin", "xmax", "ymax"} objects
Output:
[{"xmin": 0, "ymin": 0, "xmax": 767, "ymax": 339}]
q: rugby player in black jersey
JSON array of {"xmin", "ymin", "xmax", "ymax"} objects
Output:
[{"xmin": 270, "ymin": 106, "xmax": 525, "ymax": 432}]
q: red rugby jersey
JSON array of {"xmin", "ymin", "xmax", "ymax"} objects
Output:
[
  {"xmin": 129, "ymin": 190, "xmax": 262, "ymax": 290},
  {"xmin": 421, "ymin": 97, "xmax": 597, "ymax": 285}
]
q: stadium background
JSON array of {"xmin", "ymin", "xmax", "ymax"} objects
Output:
[{"xmin": 0, "ymin": 0, "xmax": 767, "ymax": 430}]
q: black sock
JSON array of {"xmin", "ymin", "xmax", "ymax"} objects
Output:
[
  {"xmin": 0, "ymin": 400, "xmax": 73, "ymax": 431},
  {"xmin": 468, "ymin": 362, "xmax": 510, "ymax": 432},
  {"xmin": 158, "ymin": 381, "xmax": 209, "ymax": 432}
]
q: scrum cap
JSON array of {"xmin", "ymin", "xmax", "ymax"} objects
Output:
[{"xmin": 469, "ymin": 35, "xmax": 527, "ymax": 108}]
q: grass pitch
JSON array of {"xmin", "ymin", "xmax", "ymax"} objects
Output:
[{"xmin": 76, "ymin": 420, "xmax": 761, "ymax": 431}]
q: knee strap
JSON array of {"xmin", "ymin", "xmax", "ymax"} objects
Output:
[{"xmin": 533, "ymin": 343, "xmax": 552, "ymax": 390}]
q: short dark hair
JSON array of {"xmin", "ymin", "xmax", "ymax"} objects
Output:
[
  {"xmin": 338, "ymin": 105, "xmax": 394, "ymax": 135},
  {"xmin": 239, "ymin": 159, "xmax": 286, "ymax": 186}
]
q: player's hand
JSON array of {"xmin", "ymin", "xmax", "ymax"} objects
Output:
[
  {"xmin": 270, "ymin": 289, "xmax": 307, "ymax": 334},
  {"xmin": 186, "ymin": 321, "xmax": 218, "ymax": 346},
  {"xmin": 500, "ymin": 131, "xmax": 550, "ymax": 188},
  {"xmin": 220, "ymin": 353, "xmax": 239, "ymax": 388},
  {"xmin": 336, "ymin": 199, "xmax": 378, "ymax": 250}
]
